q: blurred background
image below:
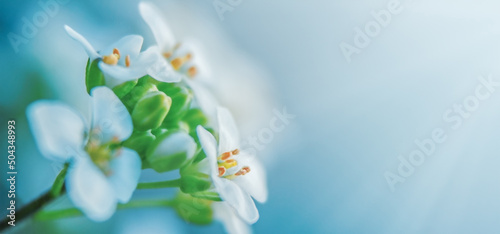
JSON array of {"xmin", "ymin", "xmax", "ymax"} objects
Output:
[{"xmin": 3, "ymin": 0, "xmax": 500, "ymax": 233}]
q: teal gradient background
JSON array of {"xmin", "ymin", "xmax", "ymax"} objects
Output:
[{"xmin": 2, "ymin": 0, "xmax": 500, "ymax": 233}]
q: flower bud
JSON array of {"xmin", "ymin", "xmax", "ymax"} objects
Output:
[
  {"xmin": 132, "ymin": 91, "xmax": 171, "ymax": 131},
  {"xmin": 157, "ymin": 83, "xmax": 193, "ymax": 121},
  {"xmin": 112, "ymin": 80, "xmax": 138, "ymax": 99},
  {"xmin": 173, "ymin": 192, "xmax": 213, "ymax": 225},
  {"xmin": 161, "ymin": 119, "xmax": 190, "ymax": 133},
  {"xmin": 180, "ymin": 162, "xmax": 211, "ymax": 194},
  {"xmin": 182, "ymin": 108, "xmax": 208, "ymax": 130},
  {"xmin": 137, "ymin": 75, "xmax": 160, "ymax": 86},
  {"xmin": 180, "ymin": 173, "xmax": 212, "ymax": 194},
  {"xmin": 85, "ymin": 59, "xmax": 105, "ymax": 94},
  {"xmin": 123, "ymin": 130, "xmax": 156, "ymax": 159},
  {"xmin": 122, "ymin": 82, "xmax": 158, "ymax": 110},
  {"xmin": 145, "ymin": 130, "xmax": 197, "ymax": 172},
  {"xmin": 151, "ymin": 127, "xmax": 168, "ymax": 137}
]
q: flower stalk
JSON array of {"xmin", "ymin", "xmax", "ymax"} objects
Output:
[
  {"xmin": 136, "ymin": 178, "xmax": 181, "ymax": 189},
  {"xmin": 0, "ymin": 165, "xmax": 68, "ymax": 232},
  {"xmin": 35, "ymin": 199, "xmax": 175, "ymax": 221}
]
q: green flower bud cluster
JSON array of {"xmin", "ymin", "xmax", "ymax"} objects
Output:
[{"xmin": 85, "ymin": 58, "xmax": 217, "ymax": 224}]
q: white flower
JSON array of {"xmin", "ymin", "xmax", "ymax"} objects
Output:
[
  {"xmin": 64, "ymin": 25, "xmax": 180, "ymax": 88},
  {"xmin": 139, "ymin": 2, "xmax": 218, "ymax": 120},
  {"xmin": 213, "ymin": 202, "xmax": 251, "ymax": 234},
  {"xmin": 27, "ymin": 86, "xmax": 141, "ymax": 221},
  {"xmin": 196, "ymin": 107, "xmax": 268, "ymax": 224}
]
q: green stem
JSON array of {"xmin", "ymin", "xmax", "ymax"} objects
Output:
[
  {"xmin": 35, "ymin": 199, "xmax": 175, "ymax": 221},
  {"xmin": 0, "ymin": 164, "xmax": 68, "ymax": 232},
  {"xmin": 136, "ymin": 178, "xmax": 181, "ymax": 189}
]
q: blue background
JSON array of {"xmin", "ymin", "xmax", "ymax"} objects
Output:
[{"xmin": 2, "ymin": 0, "xmax": 500, "ymax": 233}]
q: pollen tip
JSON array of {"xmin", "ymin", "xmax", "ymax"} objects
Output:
[
  {"xmin": 125, "ymin": 55, "xmax": 131, "ymax": 67},
  {"xmin": 218, "ymin": 166, "xmax": 226, "ymax": 177},
  {"xmin": 188, "ymin": 66, "xmax": 197, "ymax": 77},
  {"xmin": 220, "ymin": 152, "xmax": 232, "ymax": 161},
  {"xmin": 112, "ymin": 48, "xmax": 121, "ymax": 59},
  {"xmin": 235, "ymin": 166, "xmax": 251, "ymax": 176},
  {"xmin": 163, "ymin": 52, "xmax": 172, "ymax": 58},
  {"xmin": 171, "ymin": 58, "xmax": 181, "ymax": 70}
]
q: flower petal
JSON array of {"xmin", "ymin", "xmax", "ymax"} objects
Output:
[
  {"xmin": 98, "ymin": 62, "xmax": 148, "ymax": 87},
  {"xmin": 213, "ymin": 202, "xmax": 251, "ymax": 234},
  {"xmin": 233, "ymin": 152, "xmax": 268, "ymax": 203},
  {"xmin": 186, "ymin": 79, "xmax": 218, "ymax": 122},
  {"xmin": 196, "ymin": 126, "xmax": 219, "ymax": 178},
  {"xmin": 64, "ymin": 25, "xmax": 100, "ymax": 61},
  {"xmin": 27, "ymin": 101, "xmax": 87, "ymax": 162},
  {"xmin": 90, "ymin": 86, "xmax": 133, "ymax": 142},
  {"xmin": 139, "ymin": 2, "xmax": 177, "ymax": 52},
  {"xmin": 151, "ymin": 131, "xmax": 197, "ymax": 158},
  {"xmin": 176, "ymin": 40, "xmax": 212, "ymax": 79},
  {"xmin": 102, "ymin": 35, "xmax": 144, "ymax": 64},
  {"xmin": 141, "ymin": 46, "xmax": 182, "ymax": 83},
  {"xmin": 213, "ymin": 177, "xmax": 259, "ymax": 224},
  {"xmin": 217, "ymin": 107, "xmax": 240, "ymax": 153},
  {"xmin": 66, "ymin": 156, "xmax": 117, "ymax": 221},
  {"xmin": 107, "ymin": 148, "xmax": 142, "ymax": 203}
]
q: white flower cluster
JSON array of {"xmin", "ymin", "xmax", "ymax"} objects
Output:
[{"xmin": 26, "ymin": 2, "xmax": 267, "ymax": 233}]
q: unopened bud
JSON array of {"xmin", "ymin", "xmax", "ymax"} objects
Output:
[
  {"xmin": 173, "ymin": 192, "xmax": 213, "ymax": 225},
  {"xmin": 157, "ymin": 83, "xmax": 193, "ymax": 121},
  {"xmin": 132, "ymin": 91, "xmax": 171, "ymax": 131},
  {"xmin": 145, "ymin": 131, "xmax": 197, "ymax": 172},
  {"xmin": 182, "ymin": 108, "xmax": 208, "ymax": 130},
  {"xmin": 123, "ymin": 130, "xmax": 156, "ymax": 159}
]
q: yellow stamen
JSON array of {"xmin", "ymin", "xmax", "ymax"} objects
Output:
[
  {"xmin": 102, "ymin": 48, "xmax": 121, "ymax": 65},
  {"xmin": 113, "ymin": 48, "xmax": 121, "ymax": 59},
  {"xmin": 187, "ymin": 66, "xmax": 197, "ymax": 78},
  {"xmin": 102, "ymin": 54, "xmax": 119, "ymax": 65},
  {"xmin": 163, "ymin": 44, "xmax": 181, "ymax": 58},
  {"xmin": 220, "ymin": 159, "xmax": 238, "ymax": 169},
  {"xmin": 171, "ymin": 53, "xmax": 192, "ymax": 70}
]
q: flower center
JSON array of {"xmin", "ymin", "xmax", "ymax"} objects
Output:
[
  {"xmin": 85, "ymin": 128, "xmax": 120, "ymax": 176},
  {"xmin": 163, "ymin": 43, "xmax": 198, "ymax": 78},
  {"xmin": 102, "ymin": 48, "xmax": 131, "ymax": 67},
  {"xmin": 217, "ymin": 148, "xmax": 251, "ymax": 179}
]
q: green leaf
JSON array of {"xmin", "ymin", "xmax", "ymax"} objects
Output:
[
  {"xmin": 50, "ymin": 163, "xmax": 69, "ymax": 197},
  {"xmin": 85, "ymin": 59, "xmax": 105, "ymax": 94}
]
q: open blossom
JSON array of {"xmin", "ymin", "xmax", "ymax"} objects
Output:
[
  {"xmin": 27, "ymin": 86, "xmax": 141, "ymax": 221},
  {"xmin": 196, "ymin": 107, "xmax": 268, "ymax": 224},
  {"xmin": 139, "ymin": 2, "xmax": 218, "ymax": 119},
  {"xmin": 213, "ymin": 202, "xmax": 251, "ymax": 234},
  {"xmin": 64, "ymin": 25, "xmax": 180, "ymax": 88}
]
